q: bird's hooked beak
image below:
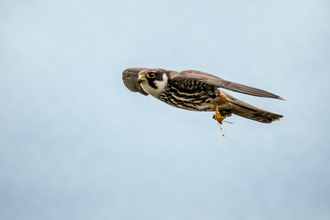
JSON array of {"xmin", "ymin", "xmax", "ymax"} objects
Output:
[{"xmin": 137, "ymin": 75, "xmax": 147, "ymax": 83}]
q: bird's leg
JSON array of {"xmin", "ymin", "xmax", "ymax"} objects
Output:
[
  {"xmin": 213, "ymin": 105, "xmax": 229, "ymax": 137},
  {"xmin": 213, "ymin": 105, "xmax": 227, "ymax": 124}
]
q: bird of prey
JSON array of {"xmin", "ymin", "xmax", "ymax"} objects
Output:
[{"xmin": 122, "ymin": 68, "xmax": 283, "ymax": 137}]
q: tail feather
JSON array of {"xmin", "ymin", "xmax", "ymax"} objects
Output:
[{"xmin": 225, "ymin": 93, "xmax": 283, "ymax": 124}]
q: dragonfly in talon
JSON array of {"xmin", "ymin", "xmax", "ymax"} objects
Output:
[{"xmin": 122, "ymin": 68, "xmax": 284, "ymax": 137}]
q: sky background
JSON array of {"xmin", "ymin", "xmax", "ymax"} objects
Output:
[{"xmin": 0, "ymin": 0, "xmax": 329, "ymax": 219}]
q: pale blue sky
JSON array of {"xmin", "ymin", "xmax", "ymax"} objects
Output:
[{"xmin": 0, "ymin": 0, "xmax": 329, "ymax": 219}]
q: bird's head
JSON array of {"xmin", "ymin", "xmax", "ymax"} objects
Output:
[{"xmin": 137, "ymin": 69, "xmax": 169, "ymax": 97}]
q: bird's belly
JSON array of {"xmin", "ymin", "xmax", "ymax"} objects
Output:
[{"xmin": 157, "ymin": 92, "xmax": 217, "ymax": 111}]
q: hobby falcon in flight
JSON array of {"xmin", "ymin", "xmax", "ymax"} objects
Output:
[{"xmin": 122, "ymin": 68, "xmax": 283, "ymax": 137}]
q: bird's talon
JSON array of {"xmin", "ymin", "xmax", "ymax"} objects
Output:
[
  {"xmin": 213, "ymin": 105, "xmax": 228, "ymax": 124},
  {"xmin": 214, "ymin": 113, "xmax": 226, "ymax": 124}
]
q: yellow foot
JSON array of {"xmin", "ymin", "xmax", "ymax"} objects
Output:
[
  {"xmin": 214, "ymin": 113, "xmax": 226, "ymax": 124},
  {"xmin": 213, "ymin": 105, "xmax": 227, "ymax": 124}
]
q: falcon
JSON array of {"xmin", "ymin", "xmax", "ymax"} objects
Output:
[{"xmin": 122, "ymin": 68, "xmax": 283, "ymax": 136}]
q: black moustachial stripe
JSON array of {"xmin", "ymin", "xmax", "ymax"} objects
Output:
[
  {"xmin": 146, "ymin": 71, "xmax": 165, "ymax": 89},
  {"xmin": 148, "ymin": 79, "xmax": 157, "ymax": 89}
]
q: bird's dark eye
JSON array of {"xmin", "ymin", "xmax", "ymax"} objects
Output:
[{"xmin": 147, "ymin": 72, "xmax": 155, "ymax": 78}]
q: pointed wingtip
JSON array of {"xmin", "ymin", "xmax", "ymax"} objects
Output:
[{"xmin": 122, "ymin": 68, "xmax": 149, "ymax": 96}]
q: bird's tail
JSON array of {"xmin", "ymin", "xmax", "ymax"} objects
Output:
[{"xmin": 222, "ymin": 93, "xmax": 283, "ymax": 123}]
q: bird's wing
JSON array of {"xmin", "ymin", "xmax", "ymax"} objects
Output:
[
  {"xmin": 170, "ymin": 70, "xmax": 284, "ymax": 100},
  {"xmin": 122, "ymin": 68, "xmax": 149, "ymax": 96}
]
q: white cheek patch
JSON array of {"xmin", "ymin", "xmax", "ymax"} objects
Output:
[
  {"xmin": 154, "ymin": 73, "xmax": 168, "ymax": 93},
  {"xmin": 140, "ymin": 73, "xmax": 168, "ymax": 97}
]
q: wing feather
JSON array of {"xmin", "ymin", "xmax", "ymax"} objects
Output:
[
  {"xmin": 122, "ymin": 68, "xmax": 148, "ymax": 96},
  {"xmin": 171, "ymin": 70, "xmax": 284, "ymax": 100}
]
